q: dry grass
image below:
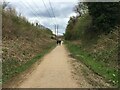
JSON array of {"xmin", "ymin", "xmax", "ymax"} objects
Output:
[{"xmin": 2, "ymin": 9, "xmax": 55, "ymax": 83}]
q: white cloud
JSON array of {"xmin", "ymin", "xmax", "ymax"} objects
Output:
[
  {"xmin": 5, "ymin": 0, "xmax": 78, "ymax": 3},
  {"xmin": 5, "ymin": 0, "xmax": 78, "ymax": 35}
]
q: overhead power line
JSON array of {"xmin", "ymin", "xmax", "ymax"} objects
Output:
[
  {"xmin": 25, "ymin": 1, "xmax": 42, "ymax": 20},
  {"xmin": 42, "ymin": 0, "xmax": 52, "ymax": 18},
  {"xmin": 19, "ymin": 1, "xmax": 41, "ymax": 23},
  {"xmin": 48, "ymin": 0, "xmax": 60, "ymax": 36},
  {"xmin": 12, "ymin": 0, "xmax": 62, "ymax": 35},
  {"xmin": 48, "ymin": 0, "xmax": 55, "ymax": 18},
  {"xmin": 41, "ymin": 0, "xmax": 58, "ymax": 35}
]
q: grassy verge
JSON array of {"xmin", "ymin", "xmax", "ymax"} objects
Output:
[
  {"xmin": 2, "ymin": 43, "xmax": 56, "ymax": 83},
  {"xmin": 65, "ymin": 41, "xmax": 118, "ymax": 86}
]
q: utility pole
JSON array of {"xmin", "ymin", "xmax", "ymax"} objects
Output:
[
  {"xmin": 55, "ymin": 25, "xmax": 56, "ymax": 36},
  {"xmin": 57, "ymin": 24, "xmax": 58, "ymax": 36}
]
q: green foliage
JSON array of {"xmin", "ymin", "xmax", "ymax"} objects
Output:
[
  {"xmin": 65, "ymin": 2, "xmax": 119, "ymax": 87},
  {"xmin": 65, "ymin": 41, "xmax": 118, "ymax": 86},
  {"xmin": 65, "ymin": 16, "xmax": 77, "ymax": 40},
  {"xmin": 86, "ymin": 2, "xmax": 120, "ymax": 33},
  {"xmin": 65, "ymin": 14, "xmax": 92, "ymax": 40},
  {"xmin": 65, "ymin": 2, "xmax": 120, "ymax": 41}
]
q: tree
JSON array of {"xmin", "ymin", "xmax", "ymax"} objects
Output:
[
  {"xmin": 74, "ymin": 2, "xmax": 88, "ymax": 16},
  {"xmin": 65, "ymin": 16, "xmax": 78, "ymax": 40},
  {"xmin": 2, "ymin": 1, "xmax": 9, "ymax": 9},
  {"xmin": 86, "ymin": 2, "xmax": 120, "ymax": 33}
]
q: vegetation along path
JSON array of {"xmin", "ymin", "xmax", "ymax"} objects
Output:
[{"xmin": 5, "ymin": 45, "xmax": 111, "ymax": 88}]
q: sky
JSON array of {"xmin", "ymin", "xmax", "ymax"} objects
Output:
[{"xmin": 4, "ymin": 0, "xmax": 79, "ymax": 35}]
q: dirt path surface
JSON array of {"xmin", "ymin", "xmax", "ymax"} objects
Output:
[
  {"xmin": 17, "ymin": 45, "xmax": 80, "ymax": 88},
  {"xmin": 4, "ymin": 45, "xmax": 111, "ymax": 88}
]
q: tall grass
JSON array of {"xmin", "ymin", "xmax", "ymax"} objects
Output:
[
  {"xmin": 2, "ymin": 8, "xmax": 55, "ymax": 83},
  {"xmin": 2, "ymin": 43, "xmax": 56, "ymax": 83},
  {"xmin": 65, "ymin": 41, "xmax": 118, "ymax": 86}
]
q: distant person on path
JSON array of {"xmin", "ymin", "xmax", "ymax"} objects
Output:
[
  {"xmin": 57, "ymin": 40, "xmax": 59, "ymax": 45},
  {"xmin": 61, "ymin": 41, "xmax": 63, "ymax": 45},
  {"xmin": 57, "ymin": 39, "xmax": 61, "ymax": 45},
  {"xmin": 59, "ymin": 40, "xmax": 61, "ymax": 45}
]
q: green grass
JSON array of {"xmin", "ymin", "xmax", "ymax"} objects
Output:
[
  {"xmin": 65, "ymin": 14, "xmax": 92, "ymax": 40},
  {"xmin": 2, "ymin": 43, "xmax": 56, "ymax": 83},
  {"xmin": 65, "ymin": 41, "xmax": 118, "ymax": 86},
  {"xmin": 0, "ymin": 78, "xmax": 1, "ymax": 84}
]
